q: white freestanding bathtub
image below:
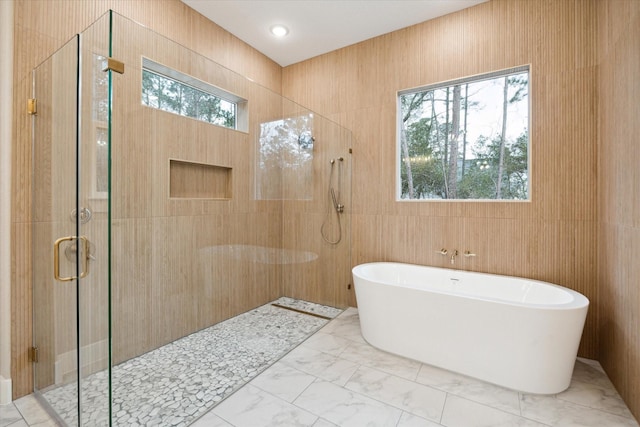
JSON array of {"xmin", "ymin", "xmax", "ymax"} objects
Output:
[{"xmin": 352, "ymin": 262, "xmax": 589, "ymax": 394}]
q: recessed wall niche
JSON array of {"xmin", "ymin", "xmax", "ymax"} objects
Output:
[{"xmin": 169, "ymin": 159, "xmax": 232, "ymax": 199}]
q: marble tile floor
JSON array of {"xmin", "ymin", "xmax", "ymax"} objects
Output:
[
  {"xmin": 191, "ymin": 308, "xmax": 639, "ymax": 427},
  {"xmin": 2, "ymin": 306, "xmax": 638, "ymax": 427}
]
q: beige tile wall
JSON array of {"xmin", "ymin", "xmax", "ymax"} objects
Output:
[
  {"xmin": 16, "ymin": 0, "xmax": 352, "ymax": 401},
  {"xmin": 281, "ymin": 117, "xmax": 353, "ymax": 308},
  {"xmin": 597, "ymin": 0, "xmax": 640, "ymax": 420},
  {"xmin": 282, "ymin": 0, "xmax": 600, "ymax": 359},
  {"xmin": 12, "ymin": 0, "xmax": 282, "ymax": 399}
]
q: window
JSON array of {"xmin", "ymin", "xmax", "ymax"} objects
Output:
[
  {"xmin": 398, "ymin": 66, "xmax": 529, "ymax": 200},
  {"xmin": 256, "ymin": 114, "xmax": 314, "ymax": 200},
  {"xmin": 141, "ymin": 58, "xmax": 247, "ymax": 131}
]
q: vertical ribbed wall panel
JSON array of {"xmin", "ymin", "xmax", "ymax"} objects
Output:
[
  {"xmin": 597, "ymin": 0, "xmax": 640, "ymax": 419},
  {"xmin": 283, "ymin": 0, "xmax": 600, "ymax": 358},
  {"xmin": 11, "ymin": 0, "xmax": 282, "ymax": 399}
]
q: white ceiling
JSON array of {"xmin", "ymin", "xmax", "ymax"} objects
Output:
[{"xmin": 181, "ymin": 0, "xmax": 488, "ymax": 67}]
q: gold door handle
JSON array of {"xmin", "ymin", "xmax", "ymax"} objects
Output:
[
  {"xmin": 54, "ymin": 235, "xmax": 90, "ymax": 281},
  {"xmin": 54, "ymin": 236, "xmax": 75, "ymax": 282}
]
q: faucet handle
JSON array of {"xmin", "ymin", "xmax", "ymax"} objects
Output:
[
  {"xmin": 435, "ymin": 248, "xmax": 448, "ymax": 255},
  {"xmin": 464, "ymin": 251, "xmax": 476, "ymax": 257}
]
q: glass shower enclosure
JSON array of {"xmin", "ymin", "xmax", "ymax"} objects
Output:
[
  {"xmin": 31, "ymin": 11, "xmax": 351, "ymax": 426},
  {"xmin": 31, "ymin": 13, "xmax": 111, "ymax": 426}
]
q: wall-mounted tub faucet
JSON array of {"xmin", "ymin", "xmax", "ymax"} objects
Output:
[{"xmin": 450, "ymin": 249, "xmax": 459, "ymax": 264}]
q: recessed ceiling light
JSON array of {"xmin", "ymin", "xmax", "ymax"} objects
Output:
[{"xmin": 270, "ymin": 24, "xmax": 289, "ymax": 38}]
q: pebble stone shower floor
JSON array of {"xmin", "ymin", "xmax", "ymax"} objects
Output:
[{"xmin": 39, "ymin": 297, "xmax": 343, "ymax": 426}]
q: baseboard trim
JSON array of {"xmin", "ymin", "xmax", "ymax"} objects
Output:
[{"xmin": 0, "ymin": 375, "xmax": 12, "ymax": 405}]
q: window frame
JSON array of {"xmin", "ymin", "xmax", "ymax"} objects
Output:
[
  {"xmin": 396, "ymin": 65, "xmax": 531, "ymax": 202},
  {"xmin": 141, "ymin": 57, "xmax": 248, "ymax": 132}
]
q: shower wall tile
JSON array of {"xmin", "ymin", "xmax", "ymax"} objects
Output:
[
  {"xmin": 228, "ymin": 135, "xmax": 255, "ymax": 214},
  {"xmin": 278, "ymin": 108, "xmax": 353, "ymax": 309},
  {"xmin": 110, "ymin": 218, "xmax": 153, "ymax": 363},
  {"xmin": 281, "ymin": 209, "xmax": 353, "ymax": 310},
  {"xmin": 10, "ymin": 74, "xmax": 33, "ymax": 224},
  {"xmin": 105, "ymin": 29, "xmax": 286, "ymax": 367},
  {"xmin": 31, "ymin": 220, "xmax": 55, "ymax": 390},
  {"xmin": 144, "ymin": 214, "xmax": 255, "ymax": 350},
  {"xmin": 112, "ymin": 88, "xmax": 155, "ymax": 220},
  {"xmin": 10, "ymin": 223, "xmax": 33, "ymax": 398},
  {"xmin": 11, "ymin": 0, "xmax": 284, "ymax": 399}
]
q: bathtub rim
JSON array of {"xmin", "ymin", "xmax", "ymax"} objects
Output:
[{"xmin": 352, "ymin": 261, "xmax": 589, "ymax": 310}]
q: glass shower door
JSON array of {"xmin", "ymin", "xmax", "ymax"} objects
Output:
[{"xmin": 32, "ymin": 13, "xmax": 112, "ymax": 426}]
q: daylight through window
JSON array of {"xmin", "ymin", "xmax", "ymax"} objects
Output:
[
  {"xmin": 141, "ymin": 58, "xmax": 246, "ymax": 131},
  {"xmin": 398, "ymin": 66, "xmax": 530, "ymax": 200}
]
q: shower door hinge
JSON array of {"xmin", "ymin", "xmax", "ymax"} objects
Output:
[
  {"xmin": 103, "ymin": 57, "xmax": 125, "ymax": 74},
  {"xmin": 29, "ymin": 346, "xmax": 39, "ymax": 363},
  {"xmin": 348, "ymin": 148, "xmax": 352, "ymax": 154},
  {"xmin": 27, "ymin": 98, "xmax": 37, "ymax": 115}
]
